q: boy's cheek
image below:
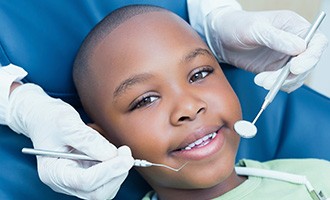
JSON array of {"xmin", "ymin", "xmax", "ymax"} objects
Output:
[
  {"xmin": 128, "ymin": 133, "xmax": 169, "ymax": 159},
  {"xmin": 104, "ymin": 123, "xmax": 166, "ymax": 159}
]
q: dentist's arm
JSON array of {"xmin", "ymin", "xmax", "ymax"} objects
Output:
[
  {"xmin": 0, "ymin": 64, "xmax": 134, "ymax": 200},
  {"xmin": 187, "ymin": 0, "xmax": 328, "ymax": 92}
]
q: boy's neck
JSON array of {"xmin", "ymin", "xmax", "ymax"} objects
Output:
[{"xmin": 154, "ymin": 170, "xmax": 247, "ymax": 200}]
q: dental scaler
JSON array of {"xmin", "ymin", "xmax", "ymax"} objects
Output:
[
  {"xmin": 234, "ymin": 11, "xmax": 326, "ymax": 138},
  {"xmin": 22, "ymin": 148, "xmax": 188, "ymax": 172}
]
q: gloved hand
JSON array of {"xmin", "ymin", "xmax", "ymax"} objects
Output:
[
  {"xmin": 2, "ymin": 65, "xmax": 134, "ymax": 199},
  {"xmin": 203, "ymin": 1, "xmax": 328, "ymax": 92}
]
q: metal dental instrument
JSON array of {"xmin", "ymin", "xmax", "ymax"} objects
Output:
[
  {"xmin": 22, "ymin": 148, "xmax": 188, "ymax": 172},
  {"xmin": 234, "ymin": 11, "xmax": 326, "ymax": 138},
  {"xmin": 133, "ymin": 159, "xmax": 188, "ymax": 172}
]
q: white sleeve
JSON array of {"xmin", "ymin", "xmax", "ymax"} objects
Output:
[
  {"xmin": 187, "ymin": 0, "xmax": 242, "ymax": 37},
  {"xmin": 0, "ymin": 64, "xmax": 28, "ymax": 125}
]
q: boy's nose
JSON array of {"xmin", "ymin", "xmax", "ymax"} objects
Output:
[{"xmin": 170, "ymin": 92, "xmax": 207, "ymax": 126}]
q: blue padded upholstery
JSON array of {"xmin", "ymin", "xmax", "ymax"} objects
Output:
[
  {"xmin": 0, "ymin": 1, "xmax": 329, "ymax": 199},
  {"xmin": 0, "ymin": 0, "xmax": 188, "ymax": 106}
]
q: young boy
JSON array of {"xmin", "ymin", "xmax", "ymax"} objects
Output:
[{"xmin": 73, "ymin": 5, "xmax": 330, "ymax": 200}]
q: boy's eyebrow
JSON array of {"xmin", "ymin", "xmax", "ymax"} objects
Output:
[
  {"xmin": 182, "ymin": 48, "xmax": 213, "ymax": 63},
  {"xmin": 113, "ymin": 73, "xmax": 153, "ymax": 100}
]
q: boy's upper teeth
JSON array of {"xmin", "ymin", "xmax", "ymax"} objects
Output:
[{"xmin": 183, "ymin": 132, "xmax": 217, "ymax": 150}]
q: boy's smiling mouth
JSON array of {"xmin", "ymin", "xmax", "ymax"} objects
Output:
[
  {"xmin": 180, "ymin": 132, "xmax": 217, "ymax": 151},
  {"xmin": 171, "ymin": 126, "xmax": 225, "ymax": 160}
]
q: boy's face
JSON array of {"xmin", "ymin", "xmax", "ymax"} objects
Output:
[{"xmin": 90, "ymin": 11, "xmax": 242, "ymax": 196}]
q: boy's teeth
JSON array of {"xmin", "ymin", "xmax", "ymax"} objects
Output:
[
  {"xmin": 195, "ymin": 138, "xmax": 203, "ymax": 145},
  {"xmin": 202, "ymin": 135, "xmax": 210, "ymax": 141},
  {"xmin": 211, "ymin": 132, "xmax": 216, "ymax": 139},
  {"xmin": 182, "ymin": 132, "xmax": 217, "ymax": 151}
]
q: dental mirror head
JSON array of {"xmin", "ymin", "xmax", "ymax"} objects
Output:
[
  {"xmin": 234, "ymin": 120, "xmax": 257, "ymax": 138},
  {"xmin": 234, "ymin": 106, "xmax": 264, "ymax": 138}
]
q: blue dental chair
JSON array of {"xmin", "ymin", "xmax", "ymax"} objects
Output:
[{"xmin": 0, "ymin": 1, "xmax": 329, "ymax": 199}]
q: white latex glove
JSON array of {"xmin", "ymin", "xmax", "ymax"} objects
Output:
[
  {"xmin": 1, "ymin": 65, "xmax": 134, "ymax": 199},
  {"xmin": 202, "ymin": 1, "xmax": 328, "ymax": 92}
]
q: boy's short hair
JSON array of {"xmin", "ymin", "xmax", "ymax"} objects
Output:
[{"xmin": 73, "ymin": 5, "xmax": 167, "ymax": 113}]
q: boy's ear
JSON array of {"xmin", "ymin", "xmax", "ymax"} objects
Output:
[{"xmin": 88, "ymin": 123, "xmax": 105, "ymax": 135}]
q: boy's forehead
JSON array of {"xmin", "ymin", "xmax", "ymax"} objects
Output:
[
  {"xmin": 92, "ymin": 11, "xmax": 202, "ymax": 64},
  {"xmin": 90, "ymin": 10, "xmax": 207, "ymax": 95}
]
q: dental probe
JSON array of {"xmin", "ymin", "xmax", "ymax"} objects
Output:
[
  {"xmin": 22, "ymin": 148, "xmax": 188, "ymax": 172},
  {"xmin": 234, "ymin": 11, "xmax": 326, "ymax": 138}
]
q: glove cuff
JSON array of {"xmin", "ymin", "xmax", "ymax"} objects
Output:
[
  {"xmin": 6, "ymin": 82, "xmax": 57, "ymax": 137},
  {"xmin": 210, "ymin": 0, "xmax": 242, "ymax": 13},
  {"xmin": 0, "ymin": 64, "xmax": 27, "ymax": 125},
  {"xmin": 203, "ymin": 2, "xmax": 242, "ymax": 63},
  {"xmin": 196, "ymin": 0, "xmax": 242, "ymax": 19},
  {"xmin": 188, "ymin": 0, "xmax": 242, "ymax": 40}
]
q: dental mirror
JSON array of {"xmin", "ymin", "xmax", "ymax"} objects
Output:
[
  {"xmin": 234, "ymin": 120, "xmax": 257, "ymax": 138},
  {"xmin": 234, "ymin": 107, "xmax": 262, "ymax": 138}
]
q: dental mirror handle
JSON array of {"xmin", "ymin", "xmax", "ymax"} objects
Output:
[{"xmin": 261, "ymin": 11, "xmax": 326, "ymax": 111}]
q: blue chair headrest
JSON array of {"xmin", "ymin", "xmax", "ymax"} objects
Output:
[{"xmin": 0, "ymin": 0, "xmax": 188, "ymax": 106}]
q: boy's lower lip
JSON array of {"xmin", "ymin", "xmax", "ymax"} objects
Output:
[{"xmin": 170, "ymin": 128, "xmax": 225, "ymax": 160}]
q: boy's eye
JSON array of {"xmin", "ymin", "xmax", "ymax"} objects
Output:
[
  {"xmin": 130, "ymin": 95, "xmax": 159, "ymax": 111},
  {"xmin": 189, "ymin": 67, "xmax": 214, "ymax": 83}
]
